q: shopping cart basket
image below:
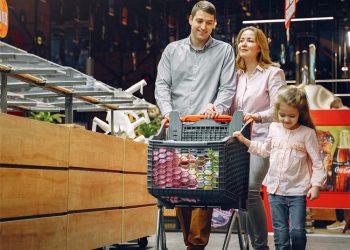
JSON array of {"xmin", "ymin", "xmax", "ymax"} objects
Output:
[{"xmin": 147, "ymin": 110, "xmax": 251, "ymax": 250}]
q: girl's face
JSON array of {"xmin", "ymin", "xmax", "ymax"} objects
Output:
[
  {"xmin": 238, "ymin": 30, "xmax": 261, "ymax": 60},
  {"xmin": 278, "ymin": 102, "xmax": 300, "ymax": 130}
]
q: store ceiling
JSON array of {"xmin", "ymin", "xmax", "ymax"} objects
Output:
[{"xmin": 5, "ymin": 0, "xmax": 350, "ymax": 83}]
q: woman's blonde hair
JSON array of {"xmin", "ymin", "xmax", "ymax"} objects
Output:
[
  {"xmin": 273, "ymin": 85, "xmax": 315, "ymax": 130},
  {"xmin": 235, "ymin": 26, "xmax": 278, "ymax": 71}
]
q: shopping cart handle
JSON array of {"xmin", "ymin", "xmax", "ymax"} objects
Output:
[
  {"xmin": 163, "ymin": 115, "xmax": 232, "ymax": 125},
  {"xmin": 181, "ymin": 115, "xmax": 232, "ymax": 122}
]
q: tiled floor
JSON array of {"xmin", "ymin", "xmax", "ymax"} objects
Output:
[{"xmin": 111, "ymin": 230, "xmax": 350, "ymax": 249}]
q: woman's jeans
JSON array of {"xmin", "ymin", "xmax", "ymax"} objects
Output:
[
  {"xmin": 268, "ymin": 194, "xmax": 307, "ymax": 250},
  {"xmin": 247, "ymin": 155, "xmax": 270, "ymax": 250}
]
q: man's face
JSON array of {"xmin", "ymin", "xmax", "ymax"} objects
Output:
[{"xmin": 189, "ymin": 10, "xmax": 216, "ymax": 43}]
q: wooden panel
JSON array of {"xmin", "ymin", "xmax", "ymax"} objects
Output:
[
  {"xmin": 123, "ymin": 174, "xmax": 156, "ymax": 207},
  {"xmin": 164, "ymin": 208, "xmax": 176, "ymax": 217},
  {"xmin": 122, "ymin": 206, "xmax": 157, "ymax": 242},
  {"xmin": 312, "ymin": 208, "xmax": 336, "ymax": 221},
  {"xmin": 68, "ymin": 170, "xmax": 123, "ymax": 210},
  {"xmin": 0, "ymin": 168, "xmax": 68, "ymax": 218},
  {"xmin": 0, "ymin": 113, "xmax": 69, "ymax": 167},
  {"xmin": 69, "ymin": 128, "xmax": 124, "ymax": 170},
  {"xmin": 124, "ymin": 139, "xmax": 147, "ymax": 172},
  {"xmin": 0, "ymin": 216, "xmax": 67, "ymax": 250},
  {"xmin": 67, "ymin": 210, "xmax": 122, "ymax": 250}
]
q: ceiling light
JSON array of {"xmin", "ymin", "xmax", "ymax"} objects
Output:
[{"xmin": 242, "ymin": 16, "xmax": 334, "ymax": 24}]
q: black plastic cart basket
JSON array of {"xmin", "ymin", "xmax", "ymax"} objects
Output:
[{"xmin": 147, "ymin": 110, "xmax": 252, "ymax": 250}]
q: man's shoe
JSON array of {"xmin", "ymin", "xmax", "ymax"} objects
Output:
[{"xmin": 326, "ymin": 220, "xmax": 346, "ymax": 230}]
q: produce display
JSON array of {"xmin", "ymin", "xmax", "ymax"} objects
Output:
[{"xmin": 152, "ymin": 147, "xmax": 220, "ymax": 190}]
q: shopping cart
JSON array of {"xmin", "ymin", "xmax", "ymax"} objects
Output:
[{"xmin": 147, "ymin": 110, "xmax": 251, "ymax": 250}]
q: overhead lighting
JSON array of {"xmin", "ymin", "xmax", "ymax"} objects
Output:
[
  {"xmin": 242, "ymin": 16, "xmax": 334, "ymax": 24},
  {"xmin": 347, "ymin": 31, "xmax": 350, "ymax": 47}
]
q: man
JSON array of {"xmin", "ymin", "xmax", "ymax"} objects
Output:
[{"xmin": 155, "ymin": 1, "xmax": 236, "ymax": 249}]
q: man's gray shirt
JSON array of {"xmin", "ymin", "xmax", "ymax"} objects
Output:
[{"xmin": 155, "ymin": 36, "xmax": 236, "ymax": 117}]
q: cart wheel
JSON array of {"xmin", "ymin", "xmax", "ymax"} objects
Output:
[{"xmin": 138, "ymin": 237, "xmax": 148, "ymax": 248}]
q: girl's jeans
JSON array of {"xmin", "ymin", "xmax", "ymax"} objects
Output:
[{"xmin": 268, "ymin": 194, "xmax": 307, "ymax": 250}]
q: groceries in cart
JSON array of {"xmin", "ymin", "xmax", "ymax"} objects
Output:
[{"xmin": 152, "ymin": 147, "xmax": 219, "ymax": 190}]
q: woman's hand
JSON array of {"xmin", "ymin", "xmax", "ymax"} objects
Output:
[
  {"xmin": 307, "ymin": 186, "xmax": 320, "ymax": 201},
  {"xmin": 243, "ymin": 113, "xmax": 262, "ymax": 123},
  {"xmin": 200, "ymin": 103, "xmax": 219, "ymax": 119}
]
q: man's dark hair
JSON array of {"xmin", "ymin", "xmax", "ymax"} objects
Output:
[{"xmin": 191, "ymin": 1, "xmax": 216, "ymax": 19}]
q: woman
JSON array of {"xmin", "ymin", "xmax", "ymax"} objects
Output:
[{"xmin": 223, "ymin": 26, "xmax": 285, "ymax": 250}]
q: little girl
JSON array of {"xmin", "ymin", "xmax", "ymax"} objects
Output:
[{"xmin": 233, "ymin": 86, "xmax": 326, "ymax": 250}]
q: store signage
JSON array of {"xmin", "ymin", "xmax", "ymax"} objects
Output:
[
  {"xmin": 284, "ymin": 0, "xmax": 297, "ymax": 30},
  {"xmin": 310, "ymin": 110, "xmax": 350, "ymax": 193},
  {"xmin": 0, "ymin": 0, "xmax": 8, "ymax": 38}
]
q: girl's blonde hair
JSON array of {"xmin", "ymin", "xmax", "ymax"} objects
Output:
[
  {"xmin": 235, "ymin": 26, "xmax": 279, "ymax": 71},
  {"xmin": 273, "ymin": 85, "xmax": 315, "ymax": 130}
]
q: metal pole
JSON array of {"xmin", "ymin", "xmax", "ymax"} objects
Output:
[
  {"xmin": 1, "ymin": 73, "xmax": 8, "ymax": 113},
  {"xmin": 111, "ymin": 110, "xmax": 115, "ymax": 135},
  {"xmin": 309, "ymin": 44, "xmax": 316, "ymax": 84},
  {"xmin": 34, "ymin": 0, "xmax": 39, "ymax": 54},
  {"xmin": 65, "ymin": 94, "xmax": 73, "ymax": 124},
  {"xmin": 295, "ymin": 51, "xmax": 300, "ymax": 85}
]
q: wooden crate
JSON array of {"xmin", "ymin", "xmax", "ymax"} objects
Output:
[
  {"xmin": 67, "ymin": 210, "xmax": 122, "ymax": 250},
  {"xmin": 69, "ymin": 127, "xmax": 124, "ymax": 171},
  {"xmin": 124, "ymin": 139, "xmax": 147, "ymax": 173},
  {"xmin": 0, "ymin": 216, "xmax": 67, "ymax": 250},
  {"xmin": 0, "ymin": 168, "xmax": 68, "ymax": 219},
  {"xmin": 68, "ymin": 170, "xmax": 123, "ymax": 210},
  {"xmin": 122, "ymin": 206, "xmax": 157, "ymax": 242},
  {"xmin": 0, "ymin": 113, "xmax": 69, "ymax": 167},
  {"xmin": 123, "ymin": 173, "xmax": 156, "ymax": 207}
]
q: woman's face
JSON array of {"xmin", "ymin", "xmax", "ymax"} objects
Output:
[{"xmin": 238, "ymin": 29, "xmax": 260, "ymax": 61}]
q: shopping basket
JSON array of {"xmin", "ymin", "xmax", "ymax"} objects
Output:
[{"xmin": 147, "ymin": 110, "xmax": 252, "ymax": 250}]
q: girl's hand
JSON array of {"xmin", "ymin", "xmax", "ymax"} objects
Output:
[
  {"xmin": 307, "ymin": 186, "xmax": 320, "ymax": 201},
  {"xmin": 233, "ymin": 131, "xmax": 251, "ymax": 147},
  {"xmin": 232, "ymin": 131, "xmax": 244, "ymax": 141},
  {"xmin": 244, "ymin": 113, "xmax": 261, "ymax": 123}
]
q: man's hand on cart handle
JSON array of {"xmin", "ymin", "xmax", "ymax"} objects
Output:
[
  {"xmin": 162, "ymin": 113, "xmax": 170, "ymax": 124},
  {"xmin": 200, "ymin": 103, "xmax": 219, "ymax": 119}
]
